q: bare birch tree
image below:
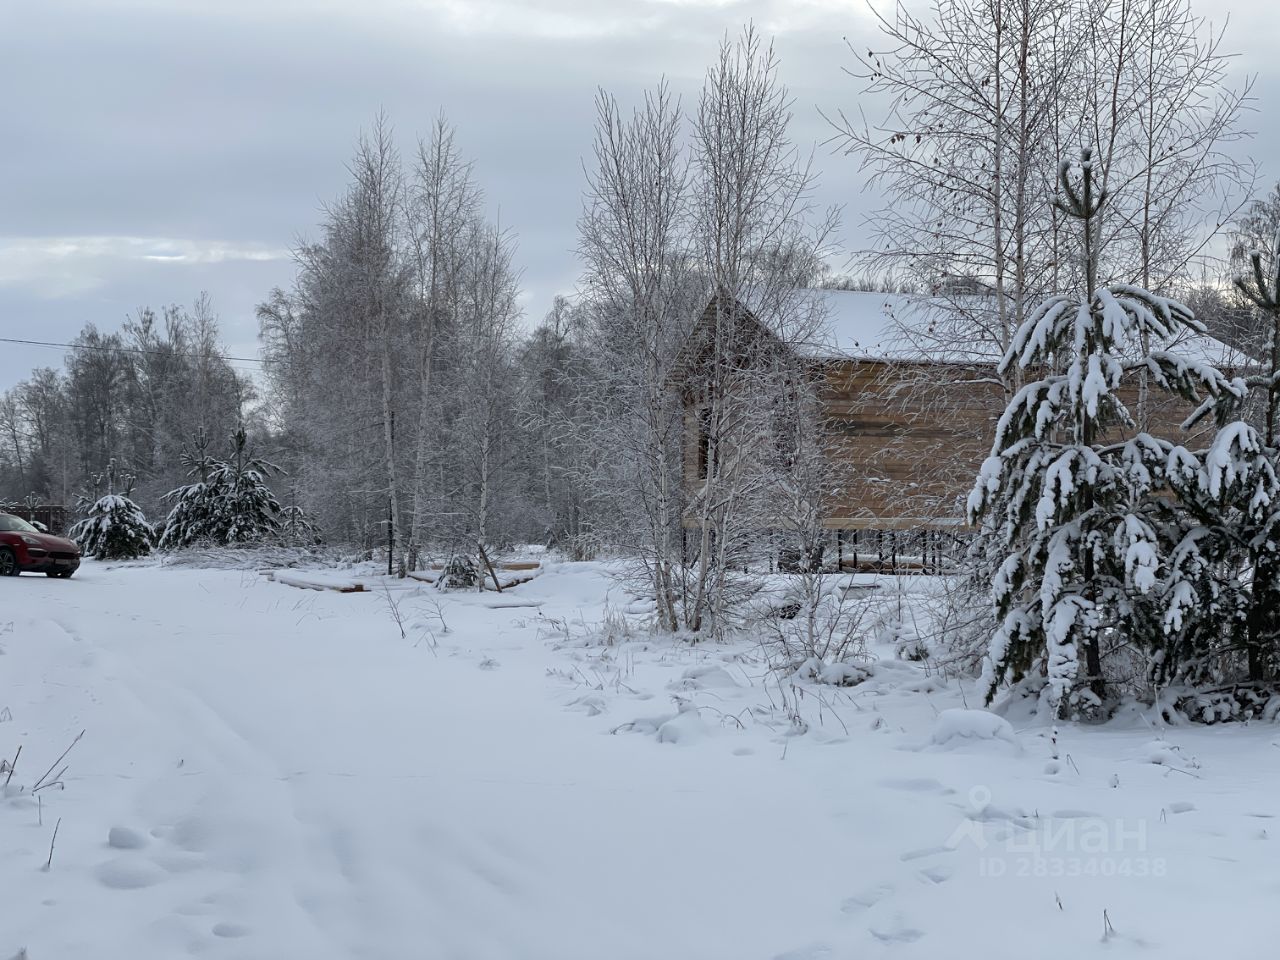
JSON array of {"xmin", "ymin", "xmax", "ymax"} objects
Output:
[
  {"xmin": 686, "ymin": 26, "xmax": 837, "ymax": 636},
  {"xmin": 405, "ymin": 116, "xmax": 482, "ymax": 567},
  {"xmin": 349, "ymin": 114, "xmax": 411, "ymax": 568},
  {"xmin": 577, "ymin": 81, "xmax": 694, "ymax": 632}
]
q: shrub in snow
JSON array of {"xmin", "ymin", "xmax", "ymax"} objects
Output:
[
  {"xmin": 70, "ymin": 462, "xmax": 154, "ymax": 560},
  {"xmin": 792, "ymin": 657, "xmax": 870, "ymax": 687},
  {"xmin": 764, "ymin": 574, "xmax": 871, "ymax": 681},
  {"xmin": 968, "ymin": 152, "xmax": 1246, "ymax": 717},
  {"xmin": 71, "ymin": 494, "xmax": 155, "ymax": 560},
  {"xmin": 161, "ymin": 427, "xmax": 283, "ymax": 549},
  {"xmin": 439, "ymin": 553, "xmax": 479, "ymax": 590},
  {"xmin": 1171, "ymin": 686, "xmax": 1280, "ymax": 724}
]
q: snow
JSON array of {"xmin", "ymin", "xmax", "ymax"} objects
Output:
[
  {"xmin": 930, "ymin": 709, "xmax": 1017, "ymax": 746},
  {"xmin": 3, "ymin": 560, "xmax": 1280, "ymax": 957},
  {"xmin": 798, "ymin": 290, "xmax": 918, "ymax": 359}
]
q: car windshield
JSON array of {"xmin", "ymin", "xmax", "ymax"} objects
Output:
[{"xmin": 0, "ymin": 514, "xmax": 38, "ymax": 533}]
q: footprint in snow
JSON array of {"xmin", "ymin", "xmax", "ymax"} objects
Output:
[
  {"xmin": 918, "ymin": 865, "xmax": 951, "ymax": 884},
  {"xmin": 869, "ymin": 915, "xmax": 925, "ymax": 944},
  {"xmin": 772, "ymin": 944, "xmax": 832, "ymax": 960},
  {"xmin": 212, "ymin": 921, "xmax": 251, "ymax": 939},
  {"xmin": 841, "ymin": 883, "xmax": 893, "ymax": 914},
  {"xmin": 899, "ymin": 844, "xmax": 953, "ymax": 862},
  {"xmin": 878, "ymin": 777, "xmax": 955, "ymax": 795}
]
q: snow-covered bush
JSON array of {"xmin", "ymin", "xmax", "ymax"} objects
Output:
[
  {"xmin": 1171, "ymin": 685, "xmax": 1280, "ymax": 725},
  {"xmin": 438, "ymin": 554, "xmax": 479, "ymax": 590},
  {"xmin": 69, "ymin": 462, "xmax": 154, "ymax": 560},
  {"xmin": 70, "ymin": 493, "xmax": 154, "ymax": 560},
  {"xmin": 764, "ymin": 574, "xmax": 871, "ymax": 682}
]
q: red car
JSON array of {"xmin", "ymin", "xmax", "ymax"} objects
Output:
[{"xmin": 0, "ymin": 514, "xmax": 81, "ymax": 578}]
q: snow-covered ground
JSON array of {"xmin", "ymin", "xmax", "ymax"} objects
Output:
[{"xmin": 2, "ymin": 561, "xmax": 1277, "ymax": 958}]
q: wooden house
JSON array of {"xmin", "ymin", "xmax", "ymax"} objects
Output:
[{"xmin": 675, "ymin": 289, "xmax": 1247, "ymax": 571}]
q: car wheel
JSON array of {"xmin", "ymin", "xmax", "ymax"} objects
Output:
[{"xmin": 0, "ymin": 548, "xmax": 18, "ymax": 577}]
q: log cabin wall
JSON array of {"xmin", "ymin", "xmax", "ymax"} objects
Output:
[
  {"xmin": 682, "ymin": 357, "xmax": 1232, "ymax": 533},
  {"xmin": 815, "ymin": 360, "xmax": 1002, "ymax": 531}
]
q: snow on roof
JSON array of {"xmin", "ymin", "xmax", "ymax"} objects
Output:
[
  {"xmin": 797, "ymin": 288, "xmax": 1253, "ymax": 369},
  {"xmin": 797, "ymin": 290, "xmax": 926, "ymax": 361}
]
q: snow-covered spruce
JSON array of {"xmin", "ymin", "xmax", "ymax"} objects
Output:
[
  {"xmin": 968, "ymin": 151, "xmax": 1247, "ymax": 717},
  {"xmin": 70, "ymin": 493, "xmax": 155, "ymax": 560},
  {"xmin": 278, "ymin": 503, "xmax": 320, "ymax": 546},
  {"xmin": 160, "ymin": 428, "xmax": 283, "ymax": 549},
  {"xmin": 1153, "ymin": 226, "xmax": 1280, "ymax": 686}
]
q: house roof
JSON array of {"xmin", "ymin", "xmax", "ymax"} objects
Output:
[{"xmin": 798, "ymin": 288, "xmax": 1252, "ymax": 368}]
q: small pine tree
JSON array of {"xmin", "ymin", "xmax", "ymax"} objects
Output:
[
  {"xmin": 213, "ymin": 427, "xmax": 283, "ymax": 543},
  {"xmin": 70, "ymin": 462, "xmax": 154, "ymax": 560},
  {"xmin": 1157, "ymin": 227, "xmax": 1280, "ymax": 688},
  {"xmin": 1230, "ymin": 228, "xmax": 1280, "ymax": 682},
  {"xmin": 160, "ymin": 427, "xmax": 283, "ymax": 548},
  {"xmin": 279, "ymin": 503, "xmax": 320, "ymax": 546},
  {"xmin": 159, "ymin": 429, "xmax": 220, "ymax": 549},
  {"xmin": 968, "ymin": 151, "xmax": 1243, "ymax": 716}
]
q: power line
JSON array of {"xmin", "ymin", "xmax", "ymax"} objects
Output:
[{"xmin": 0, "ymin": 335, "xmax": 271, "ymax": 365}]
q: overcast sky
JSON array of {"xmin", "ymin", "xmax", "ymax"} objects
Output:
[{"xmin": 2, "ymin": 0, "xmax": 1277, "ymax": 390}]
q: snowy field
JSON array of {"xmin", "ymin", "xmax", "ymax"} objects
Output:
[{"xmin": 2, "ymin": 560, "xmax": 1278, "ymax": 958}]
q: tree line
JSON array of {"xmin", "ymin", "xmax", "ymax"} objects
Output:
[{"xmin": 0, "ymin": 296, "xmax": 251, "ymax": 515}]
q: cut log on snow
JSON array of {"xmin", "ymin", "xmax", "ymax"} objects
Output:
[{"xmin": 268, "ymin": 571, "xmax": 366, "ymax": 593}]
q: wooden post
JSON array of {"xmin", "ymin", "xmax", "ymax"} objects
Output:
[
  {"xmin": 386, "ymin": 494, "xmax": 394, "ymax": 577},
  {"xmin": 387, "ymin": 410, "xmax": 395, "ymax": 578}
]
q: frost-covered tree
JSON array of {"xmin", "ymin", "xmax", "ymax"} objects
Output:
[
  {"xmin": 160, "ymin": 428, "xmax": 282, "ymax": 548},
  {"xmin": 257, "ymin": 113, "xmax": 528, "ymax": 566},
  {"xmin": 685, "ymin": 26, "xmax": 836, "ymax": 637},
  {"xmin": 833, "ymin": 0, "xmax": 1253, "ymax": 365},
  {"xmin": 577, "ymin": 81, "xmax": 697, "ymax": 630},
  {"xmin": 968, "ymin": 152, "xmax": 1244, "ymax": 715},
  {"xmin": 70, "ymin": 461, "xmax": 154, "ymax": 561},
  {"xmin": 0, "ymin": 299, "xmax": 250, "ymax": 515}
]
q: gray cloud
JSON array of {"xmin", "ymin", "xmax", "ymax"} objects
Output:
[{"xmin": 1, "ymin": 0, "xmax": 1275, "ymax": 389}]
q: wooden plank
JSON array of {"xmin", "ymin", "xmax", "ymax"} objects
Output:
[{"xmin": 272, "ymin": 571, "xmax": 366, "ymax": 593}]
